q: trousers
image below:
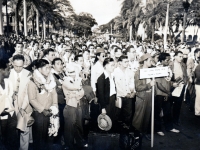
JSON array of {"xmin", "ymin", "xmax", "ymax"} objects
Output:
[
  {"xmin": 32, "ymin": 111, "xmax": 53, "ymax": 150},
  {"xmin": 154, "ymin": 95, "xmax": 173, "ymax": 132},
  {"xmin": 0, "ymin": 113, "xmax": 19, "ymax": 150},
  {"xmin": 63, "ymin": 105, "xmax": 84, "ymax": 149}
]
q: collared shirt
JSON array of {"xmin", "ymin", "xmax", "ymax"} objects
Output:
[
  {"xmin": 113, "ymin": 67, "xmax": 135, "ymax": 97},
  {"xmin": 174, "ymin": 61, "xmax": 183, "ymax": 79},
  {"xmin": 104, "ymin": 70, "xmax": 116, "ymax": 96},
  {"xmin": 91, "ymin": 61, "xmax": 104, "ymax": 92}
]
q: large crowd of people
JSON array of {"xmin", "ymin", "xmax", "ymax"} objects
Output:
[{"xmin": 0, "ymin": 34, "xmax": 199, "ymax": 150}]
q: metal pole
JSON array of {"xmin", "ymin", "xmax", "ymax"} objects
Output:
[{"xmin": 151, "ymin": 77, "xmax": 155, "ymax": 148}]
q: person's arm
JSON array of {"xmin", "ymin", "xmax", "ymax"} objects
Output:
[
  {"xmin": 62, "ymin": 78, "xmax": 80, "ymax": 91},
  {"xmin": 134, "ymin": 70, "xmax": 152, "ymax": 92},
  {"xmin": 156, "ymin": 82, "xmax": 170, "ymax": 95},
  {"xmin": 28, "ymin": 81, "xmax": 45, "ymax": 113}
]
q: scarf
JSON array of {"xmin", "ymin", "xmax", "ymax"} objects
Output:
[{"xmin": 32, "ymin": 69, "xmax": 56, "ymax": 94}]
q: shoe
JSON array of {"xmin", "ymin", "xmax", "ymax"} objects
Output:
[
  {"xmin": 170, "ymin": 128, "xmax": 180, "ymax": 133},
  {"xmin": 83, "ymin": 143, "xmax": 88, "ymax": 148},
  {"xmin": 144, "ymin": 134, "xmax": 151, "ymax": 141},
  {"xmin": 157, "ymin": 131, "xmax": 165, "ymax": 136}
]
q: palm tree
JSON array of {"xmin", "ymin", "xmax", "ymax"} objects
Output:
[{"xmin": 0, "ymin": 0, "xmax": 3, "ymax": 35}]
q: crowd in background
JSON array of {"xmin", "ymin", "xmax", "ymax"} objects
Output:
[{"xmin": 0, "ymin": 33, "xmax": 200, "ymax": 150}]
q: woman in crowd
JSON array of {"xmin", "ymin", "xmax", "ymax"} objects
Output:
[{"xmin": 27, "ymin": 59, "xmax": 58, "ymax": 150}]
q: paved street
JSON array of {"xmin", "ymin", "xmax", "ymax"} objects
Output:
[
  {"xmin": 0, "ymin": 102, "xmax": 199, "ymax": 150},
  {"xmin": 87, "ymin": 102, "xmax": 200, "ymax": 150}
]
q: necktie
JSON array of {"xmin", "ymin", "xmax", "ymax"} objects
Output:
[{"xmin": 13, "ymin": 74, "xmax": 20, "ymax": 106}]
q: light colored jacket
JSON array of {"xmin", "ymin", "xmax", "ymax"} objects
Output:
[
  {"xmin": 62, "ymin": 76, "xmax": 84, "ymax": 108},
  {"xmin": 9, "ymin": 69, "xmax": 32, "ymax": 114}
]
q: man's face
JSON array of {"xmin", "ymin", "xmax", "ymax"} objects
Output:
[
  {"xmin": 12, "ymin": 60, "xmax": 24, "ymax": 73},
  {"xmin": 89, "ymin": 46, "xmax": 94, "ymax": 53},
  {"xmin": 22, "ymin": 42, "xmax": 27, "ymax": 48},
  {"xmin": 98, "ymin": 53, "xmax": 106, "ymax": 62},
  {"xmin": 38, "ymin": 64, "xmax": 51, "ymax": 77},
  {"xmin": 53, "ymin": 60, "xmax": 63, "ymax": 73},
  {"xmin": 15, "ymin": 44, "xmax": 23, "ymax": 54},
  {"xmin": 76, "ymin": 57, "xmax": 84, "ymax": 66},
  {"xmin": 105, "ymin": 61, "xmax": 115, "ymax": 73},
  {"xmin": 33, "ymin": 43, "xmax": 39, "ymax": 51},
  {"xmin": 120, "ymin": 58, "xmax": 129, "ymax": 68},
  {"xmin": 175, "ymin": 53, "xmax": 183, "ymax": 63},
  {"xmin": 145, "ymin": 57, "xmax": 152, "ymax": 68},
  {"xmin": 83, "ymin": 51, "xmax": 90, "ymax": 60},
  {"xmin": 195, "ymin": 51, "xmax": 200, "ymax": 58},
  {"xmin": 115, "ymin": 50, "xmax": 122, "ymax": 58},
  {"xmin": 45, "ymin": 42, "xmax": 50, "ymax": 49},
  {"xmin": 128, "ymin": 48, "xmax": 136, "ymax": 60},
  {"xmin": 47, "ymin": 51, "xmax": 55, "ymax": 62},
  {"xmin": 162, "ymin": 56, "xmax": 170, "ymax": 66},
  {"xmin": 82, "ymin": 46, "xmax": 86, "ymax": 50}
]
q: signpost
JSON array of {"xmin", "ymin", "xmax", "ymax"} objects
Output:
[{"xmin": 140, "ymin": 67, "xmax": 169, "ymax": 148}]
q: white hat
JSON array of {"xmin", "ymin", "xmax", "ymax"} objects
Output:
[{"xmin": 97, "ymin": 114, "xmax": 112, "ymax": 131}]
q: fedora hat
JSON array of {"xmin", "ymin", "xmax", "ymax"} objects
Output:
[
  {"xmin": 97, "ymin": 114, "xmax": 112, "ymax": 131},
  {"xmin": 139, "ymin": 53, "xmax": 151, "ymax": 63},
  {"xmin": 95, "ymin": 48, "xmax": 105, "ymax": 54}
]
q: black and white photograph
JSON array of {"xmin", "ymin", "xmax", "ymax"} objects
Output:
[{"xmin": 0, "ymin": 0, "xmax": 200, "ymax": 149}]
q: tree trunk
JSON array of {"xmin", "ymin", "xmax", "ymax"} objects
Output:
[
  {"xmin": 151, "ymin": 22, "xmax": 155, "ymax": 42},
  {"xmin": 23, "ymin": 0, "xmax": 27, "ymax": 37},
  {"xmin": 43, "ymin": 19, "xmax": 46, "ymax": 39},
  {"xmin": 0, "ymin": 0, "xmax": 3, "ymax": 35},
  {"xmin": 6, "ymin": 0, "xmax": 9, "ymax": 36},
  {"xmin": 14, "ymin": 7, "xmax": 18, "ymax": 37},
  {"xmin": 36, "ymin": 9, "xmax": 39, "ymax": 36},
  {"xmin": 164, "ymin": 3, "xmax": 169, "ymax": 48},
  {"xmin": 129, "ymin": 25, "xmax": 132, "ymax": 42},
  {"xmin": 32, "ymin": 19, "xmax": 34, "ymax": 36},
  {"xmin": 181, "ymin": 11, "xmax": 187, "ymax": 43}
]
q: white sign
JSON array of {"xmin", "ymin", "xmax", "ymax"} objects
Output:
[{"xmin": 140, "ymin": 67, "xmax": 169, "ymax": 79}]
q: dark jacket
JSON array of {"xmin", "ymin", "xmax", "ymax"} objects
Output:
[
  {"xmin": 96, "ymin": 73, "xmax": 110, "ymax": 109},
  {"xmin": 134, "ymin": 68, "xmax": 152, "ymax": 100},
  {"xmin": 53, "ymin": 73, "xmax": 65, "ymax": 104}
]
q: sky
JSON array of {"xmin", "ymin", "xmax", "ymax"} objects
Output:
[{"xmin": 69, "ymin": 0, "xmax": 122, "ymax": 26}]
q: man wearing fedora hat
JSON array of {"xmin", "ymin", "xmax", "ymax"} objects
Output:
[{"xmin": 132, "ymin": 53, "xmax": 155, "ymax": 140}]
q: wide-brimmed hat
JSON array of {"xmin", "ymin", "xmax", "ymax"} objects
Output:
[
  {"xmin": 95, "ymin": 48, "xmax": 105, "ymax": 54},
  {"xmin": 139, "ymin": 53, "xmax": 151, "ymax": 63},
  {"xmin": 66, "ymin": 65, "xmax": 76, "ymax": 76},
  {"xmin": 97, "ymin": 114, "xmax": 112, "ymax": 131}
]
